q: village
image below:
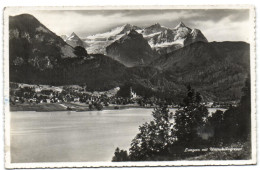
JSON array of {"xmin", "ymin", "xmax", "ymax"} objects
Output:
[
  {"xmin": 9, "ymin": 82, "xmax": 235, "ymax": 112},
  {"xmin": 9, "ymin": 82, "xmax": 164, "ymax": 111}
]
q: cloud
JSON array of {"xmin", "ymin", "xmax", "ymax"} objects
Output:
[
  {"xmin": 194, "ymin": 18, "xmax": 250, "ymax": 42},
  {"xmin": 9, "ymin": 9, "xmax": 250, "ymax": 42}
]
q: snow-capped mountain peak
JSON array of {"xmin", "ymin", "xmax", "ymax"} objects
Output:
[
  {"xmin": 152, "ymin": 23, "xmax": 161, "ymax": 27},
  {"xmin": 83, "ymin": 24, "xmax": 142, "ymax": 54},
  {"xmin": 174, "ymin": 22, "xmax": 186, "ymax": 29},
  {"xmin": 62, "ymin": 32, "xmax": 87, "ymax": 48},
  {"xmin": 67, "ymin": 32, "xmax": 81, "ymax": 41},
  {"xmin": 142, "ymin": 21, "xmax": 207, "ymax": 54},
  {"xmin": 71, "ymin": 32, "xmax": 77, "ymax": 36},
  {"xmin": 128, "ymin": 29, "xmax": 140, "ymax": 36},
  {"xmin": 118, "ymin": 24, "xmax": 141, "ymax": 35},
  {"xmin": 85, "ymin": 24, "xmax": 141, "ymax": 41},
  {"xmin": 143, "ymin": 23, "xmax": 168, "ymax": 35},
  {"xmin": 122, "ymin": 23, "xmax": 132, "ymax": 29}
]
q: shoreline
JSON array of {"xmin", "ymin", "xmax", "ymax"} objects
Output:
[
  {"xmin": 9, "ymin": 102, "xmax": 158, "ymax": 112},
  {"xmin": 9, "ymin": 102, "xmax": 225, "ymax": 112}
]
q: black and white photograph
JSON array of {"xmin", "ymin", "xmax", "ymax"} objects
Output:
[{"xmin": 3, "ymin": 6, "xmax": 256, "ymax": 168}]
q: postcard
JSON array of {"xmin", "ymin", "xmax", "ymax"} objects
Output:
[{"xmin": 3, "ymin": 5, "xmax": 256, "ymax": 168}]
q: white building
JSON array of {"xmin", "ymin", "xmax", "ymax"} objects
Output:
[{"xmin": 130, "ymin": 87, "xmax": 137, "ymax": 99}]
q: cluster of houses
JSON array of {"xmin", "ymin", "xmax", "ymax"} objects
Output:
[
  {"xmin": 9, "ymin": 83, "xmax": 142, "ymax": 106},
  {"xmin": 10, "ymin": 83, "xmax": 235, "ymax": 109},
  {"xmin": 10, "ymin": 83, "xmax": 63, "ymax": 104}
]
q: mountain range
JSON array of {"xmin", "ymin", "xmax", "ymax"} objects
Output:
[
  {"xmin": 9, "ymin": 14, "xmax": 250, "ymax": 102},
  {"xmin": 63, "ymin": 22, "xmax": 207, "ymax": 56},
  {"xmin": 80, "ymin": 22, "xmax": 207, "ymax": 56}
]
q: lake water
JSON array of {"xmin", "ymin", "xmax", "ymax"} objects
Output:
[{"xmin": 10, "ymin": 108, "xmax": 223, "ymax": 163}]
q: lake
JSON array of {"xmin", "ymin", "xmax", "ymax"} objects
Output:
[{"xmin": 10, "ymin": 108, "xmax": 223, "ymax": 163}]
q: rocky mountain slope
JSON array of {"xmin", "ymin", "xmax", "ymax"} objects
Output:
[
  {"xmin": 9, "ymin": 14, "xmax": 131, "ymax": 90},
  {"xmin": 83, "ymin": 24, "xmax": 142, "ymax": 54},
  {"xmin": 9, "ymin": 14, "xmax": 80, "ymax": 71},
  {"xmin": 61, "ymin": 32, "xmax": 88, "ymax": 48},
  {"xmin": 143, "ymin": 22, "xmax": 208, "ymax": 55},
  {"xmin": 106, "ymin": 29, "xmax": 159, "ymax": 67},
  {"xmin": 150, "ymin": 41, "xmax": 250, "ymax": 101}
]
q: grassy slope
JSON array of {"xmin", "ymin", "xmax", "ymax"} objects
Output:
[
  {"xmin": 10, "ymin": 102, "xmax": 145, "ymax": 112},
  {"xmin": 10, "ymin": 103, "xmax": 67, "ymax": 112}
]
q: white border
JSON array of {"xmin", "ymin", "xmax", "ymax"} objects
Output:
[{"xmin": 3, "ymin": 5, "xmax": 257, "ymax": 169}]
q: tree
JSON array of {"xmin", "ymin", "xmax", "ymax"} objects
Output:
[
  {"xmin": 207, "ymin": 109, "xmax": 224, "ymax": 141},
  {"xmin": 96, "ymin": 103, "xmax": 103, "ymax": 111},
  {"xmin": 174, "ymin": 85, "xmax": 208, "ymax": 146},
  {"xmin": 128, "ymin": 103, "xmax": 175, "ymax": 161},
  {"xmin": 95, "ymin": 102, "xmax": 103, "ymax": 111},
  {"xmin": 89, "ymin": 104, "xmax": 94, "ymax": 110},
  {"xmin": 112, "ymin": 147, "xmax": 129, "ymax": 162},
  {"xmin": 117, "ymin": 83, "xmax": 131, "ymax": 98},
  {"xmin": 209, "ymin": 77, "xmax": 251, "ymax": 142},
  {"xmin": 237, "ymin": 77, "xmax": 251, "ymax": 140},
  {"xmin": 73, "ymin": 46, "xmax": 88, "ymax": 58}
]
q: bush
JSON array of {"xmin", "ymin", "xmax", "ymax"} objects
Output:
[
  {"xmin": 89, "ymin": 104, "xmax": 93, "ymax": 110},
  {"xmin": 95, "ymin": 103, "xmax": 103, "ymax": 111}
]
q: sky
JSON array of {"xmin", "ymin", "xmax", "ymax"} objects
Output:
[{"xmin": 9, "ymin": 9, "xmax": 250, "ymax": 42}]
